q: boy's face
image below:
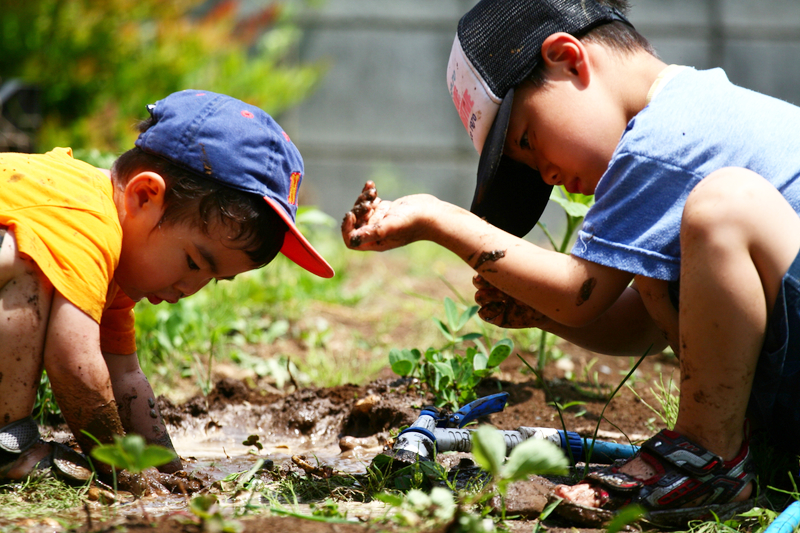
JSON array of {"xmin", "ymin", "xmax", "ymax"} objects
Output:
[
  {"xmin": 115, "ymin": 220, "xmax": 257, "ymax": 304},
  {"xmin": 502, "ymin": 70, "xmax": 625, "ymax": 196}
]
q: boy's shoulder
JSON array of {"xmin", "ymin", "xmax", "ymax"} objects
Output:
[{"xmin": 618, "ymin": 67, "xmax": 800, "ymax": 168}]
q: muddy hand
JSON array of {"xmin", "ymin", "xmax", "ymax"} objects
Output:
[
  {"xmin": 473, "ymin": 275, "xmax": 550, "ymax": 329},
  {"xmin": 341, "ymin": 182, "xmax": 436, "ymax": 251},
  {"xmin": 116, "ymin": 467, "xmax": 169, "ymax": 496},
  {"xmin": 342, "ymin": 181, "xmax": 381, "ymax": 248},
  {"xmin": 155, "ymin": 470, "xmax": 205, "ymax": 494}
]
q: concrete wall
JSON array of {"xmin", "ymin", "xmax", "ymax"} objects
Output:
[{"xmin": 272, "ymin": 0, "xmax": 800, "ymax": 229}]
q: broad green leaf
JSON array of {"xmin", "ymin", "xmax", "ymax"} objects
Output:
[
  {"xmin": 488, "ymin": 339, "xmax": 513, "ymax": 367},
  {"xmin": 425, "ymin": 347, "xmax": 442, "ymax": 363},
  {"xmin": 140, "ymin": 447, "xmax": 178, "ymax": 469},
  {"xmin": 433, "ymin": 361, "xmax": 455, "ymax": 381},
  {"xmin": 502, "ymin": 438, "xmax": 568, "ymax": 481},
  {"xmin": 471, "ymin": 425, "xmax": 506, "ymax": 477},
  {"xmin": 91, "ymin": 447, "xmax": 128, "ymax": 470},
  {"xmin": 391, "ymin": 359, "xmax": 413, "ymax": 376},
  {"xmin": 549, "ymin": 194, "xmax": 591, "ymax": 218},
  {"xmin": 473, "ymin": 352, "xmax": 488, "ymax": 372}
]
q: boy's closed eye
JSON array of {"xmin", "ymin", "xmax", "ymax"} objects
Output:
[
  {"xmin": 187, "ymin": 254, "xmax": 200, "ymax": 271},
  {"xmin": 520, "ymin": 131, "xmax": 530, "ymax": 150}
]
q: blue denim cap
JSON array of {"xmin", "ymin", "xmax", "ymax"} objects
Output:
[{"xmin": 135, "ymin": 90, "xmax": 333, "ymax": 278}]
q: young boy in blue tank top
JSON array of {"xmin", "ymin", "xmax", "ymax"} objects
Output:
[{"xmin": 342, "ymin": 0, "xmax": 800, "ymax": 526}]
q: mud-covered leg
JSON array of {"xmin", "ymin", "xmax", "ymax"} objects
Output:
[{"xmin": 0, "ymin": 229, "xmax": 56, "ymax": 477}]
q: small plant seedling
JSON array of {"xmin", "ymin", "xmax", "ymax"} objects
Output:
[
  {"xmin": 188, "ymin": 494, "xmax": 243, "ymax": 533},
  {"xmin": 533, "ymin": 186, "xmax": 594, "ymax": 380},
  {"xmin": 90, "ymin": 434, "xmax": 177, "ymax": 475},
  {"xmin": 471, "ymin": 425, "xmax": 569, "ymax": 499},
  {"xmin": 389, "ymin": 298, "xmax": 513, "ymax": 409},
  {"xmin": 242, "ymin": 434, "xmax": 264, "ymax": 455}
]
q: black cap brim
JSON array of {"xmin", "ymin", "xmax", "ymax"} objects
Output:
[{"xmin": 469, "ymin": 88, "xmax": 552, "ymax": 238}]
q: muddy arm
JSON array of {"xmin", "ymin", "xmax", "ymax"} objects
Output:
[
  {"xmin": 474, "ymin": 276, "xmax": 668, "ymax": 356},
  {"xmin": 344, "ymin": 190, "xmax": 632, "ymax": 327},
  {"xmin": 43, "ymin": 292, "xmax": 124, "ymax": 470},
  {"xmin": 43, "ymin": 293, "xmax": 170, "ymax": 494},
  {"xmin": 104, "ymin": 351, "xmax": 183, "ymax": 473}
]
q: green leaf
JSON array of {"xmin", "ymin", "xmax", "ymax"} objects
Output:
[
  {"xmin": 433, "ymin": 362, "xmax": 455, "ymax": 381},
  {"xmin": 389, "ymin": 348, "xmax": 416, "ymax": 376},
  {"xmin": 140, "ymin": 447, "xmax": 178, "ymax": 469},
  {"xmin": 90, "ymin": 434, "xmax": 176, "ymax": 474},
  {"xmin": 471, "ymin": 425, "xmax": 506, "ymax": 477},
  {"xmin": 606, "ymin": 505, "xmax": 646, "ymax": 533},
  {"xmin": 444, "ymin": 297, "xmax": 459, "ymax": 330},
  {"xmin": 549, "ymin": 191, "xmax": 591, "ymax": 218},
  {"xmin": 434, "ymin": 318, "xmax": 452, "ymax": 339},
  {"xmin": 459, "ymin": 332, "xmax": 484, "ymax": 342},
  {"xmin": 374, "ymin": 492, "xmax": 404, "ymax": 508},
  {"xmin": 91, "ymin": 447, "xmax": 128, "ymax": 470},
  {"xmin": 391, "ymin": 359, "xmax": 413, "ymax": 376},
  {"xmin": 456, "ymin": 305, "xmax": 479, "ymax": 330},
  {"xmin": 502, "ymin": 438, "xmax": 568, "ymax": 481},
  {"xmin": 473, "ymin": 352, "xmax": 488, "ymax": 372},
  {"xmin": 488, "ymin": 339, "xmax": 513, "ymax": 367},
  {"xmin": 424, "ymin": 347, "xmax": 441, "ymax": 363}
]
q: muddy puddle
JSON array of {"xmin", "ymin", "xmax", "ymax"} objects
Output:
[{"xmin": 92, "ymin": 378, "xmax": 418, "ymax": 519}]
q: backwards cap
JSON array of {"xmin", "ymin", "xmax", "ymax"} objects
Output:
[
  {"xmin": 135, "ymin": 90, "xmax": 334, "ymax": 278},
  {"xmin": 447, "ymin": 0, "xmax": 632, "ymax": 237}
]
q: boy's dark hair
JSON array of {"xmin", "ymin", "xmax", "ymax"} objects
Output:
[
  {"xmin": 112, "ymin": 117, "xmax": 287, "ymax": 267},
  {"xmin": 525, "ymin": 0, "xmax": 657, "ymax": 89}
]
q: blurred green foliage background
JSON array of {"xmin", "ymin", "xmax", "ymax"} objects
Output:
[{"xmin": 1, "ymin": 0, "xmax": 323, "ymax": 153}]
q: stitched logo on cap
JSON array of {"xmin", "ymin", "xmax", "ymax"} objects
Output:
[
  {"xmin": 282, "ymin": 131, "xmax": 291, "ymax": 143},
  {"xmin": 241, "ymin": 110, "xmax": 254, "ymax": 118},
  {"xmin": 288, "ymin": 172, "xmax": 301, "ymax": 205}
]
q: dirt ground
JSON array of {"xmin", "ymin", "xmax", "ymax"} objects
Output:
[
  {"xmin": 60, "ymin": 344, "xmax": 679, "ymax": 533},
  {"xmin": 7, "ymin": 254, "xmax": 783, "ymax": 532}
]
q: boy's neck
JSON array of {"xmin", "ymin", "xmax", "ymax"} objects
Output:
[{"xmin": 611, "ymin": 50, "xmax": 669, "ymax": 122}]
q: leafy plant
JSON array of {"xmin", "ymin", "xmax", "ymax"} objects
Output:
[
  {"xmin": 2, "ymin": 0, "xmax": 324, "ymax": 152},
  {"xmin": 532, "ymin": 186, "xmax": 594, "ymax": 380},
  {"xmin": 389, "ymin": 299, "xmax": 513, "ymax": 409},
  {"xmin": 188, "ymin": 494, "xmax": 243, "ymax": 533},
  {"xmin": 90, "ymin": 434, "xmax": 176, "ymax": 475},
  {"xmin": 627, "ymin": 371, "xmax": 679, "ymax": 430},
  {"xmin": 471, "ymin": 425, "xmax": 569, "ymax": 499},
  {"xmin": 33, "ymin": 371, "xmax": 62, "ymax": 425}
]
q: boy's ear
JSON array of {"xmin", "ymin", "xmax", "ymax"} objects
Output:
[
  {"xmin": 540, "ymin": 32, "xmax": 590, "ymax": 86},
  {"xmin": 123, "ymin": 171, "xmax": 167, "ymax": 221}
]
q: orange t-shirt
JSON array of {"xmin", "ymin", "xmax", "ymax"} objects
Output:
[{"xmin": 0, "ymin": 148, "xmax": 136, "ymax": 354}]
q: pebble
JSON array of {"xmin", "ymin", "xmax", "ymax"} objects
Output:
[
  {"xmin": 87, "ymin": 486, "xmax": 116, "ymax": 504},
  {"xmin": 488, "ymin": 477, "xmax": 555, "ymax": 517},
  {"xmin": 352, "ymin": 394, "xmax": 380, "ymax": 414}
]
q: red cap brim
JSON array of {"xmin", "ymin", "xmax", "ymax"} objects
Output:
[{"xmin": 264, "ymin": 196, "xmax": 335, "ymax": 278}]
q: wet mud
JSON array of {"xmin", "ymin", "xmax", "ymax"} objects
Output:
[{"xmin": 9, "ymin": 350, "xmax": 714, "ymax": 533}]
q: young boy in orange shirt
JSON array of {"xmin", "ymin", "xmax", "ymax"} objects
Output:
[
  {"xmin": 343, "ymin": 0, "xmax": 800, "ymax": 526},
  {"xmin": 0, "ymin": 90, "xmax": 333, "ymax": 493}
]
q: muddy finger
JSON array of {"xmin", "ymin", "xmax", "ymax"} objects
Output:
[
  {"xmin": 474, "ymin": 288, "xmax": 508, "ymax": 306},
  {"xmin": 478, "ymin": 302, "xmax": 505, "ymax": 323},
  {"xmin": 472, "ymin": 274, "xmax": 493, "ymax": 290}
]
